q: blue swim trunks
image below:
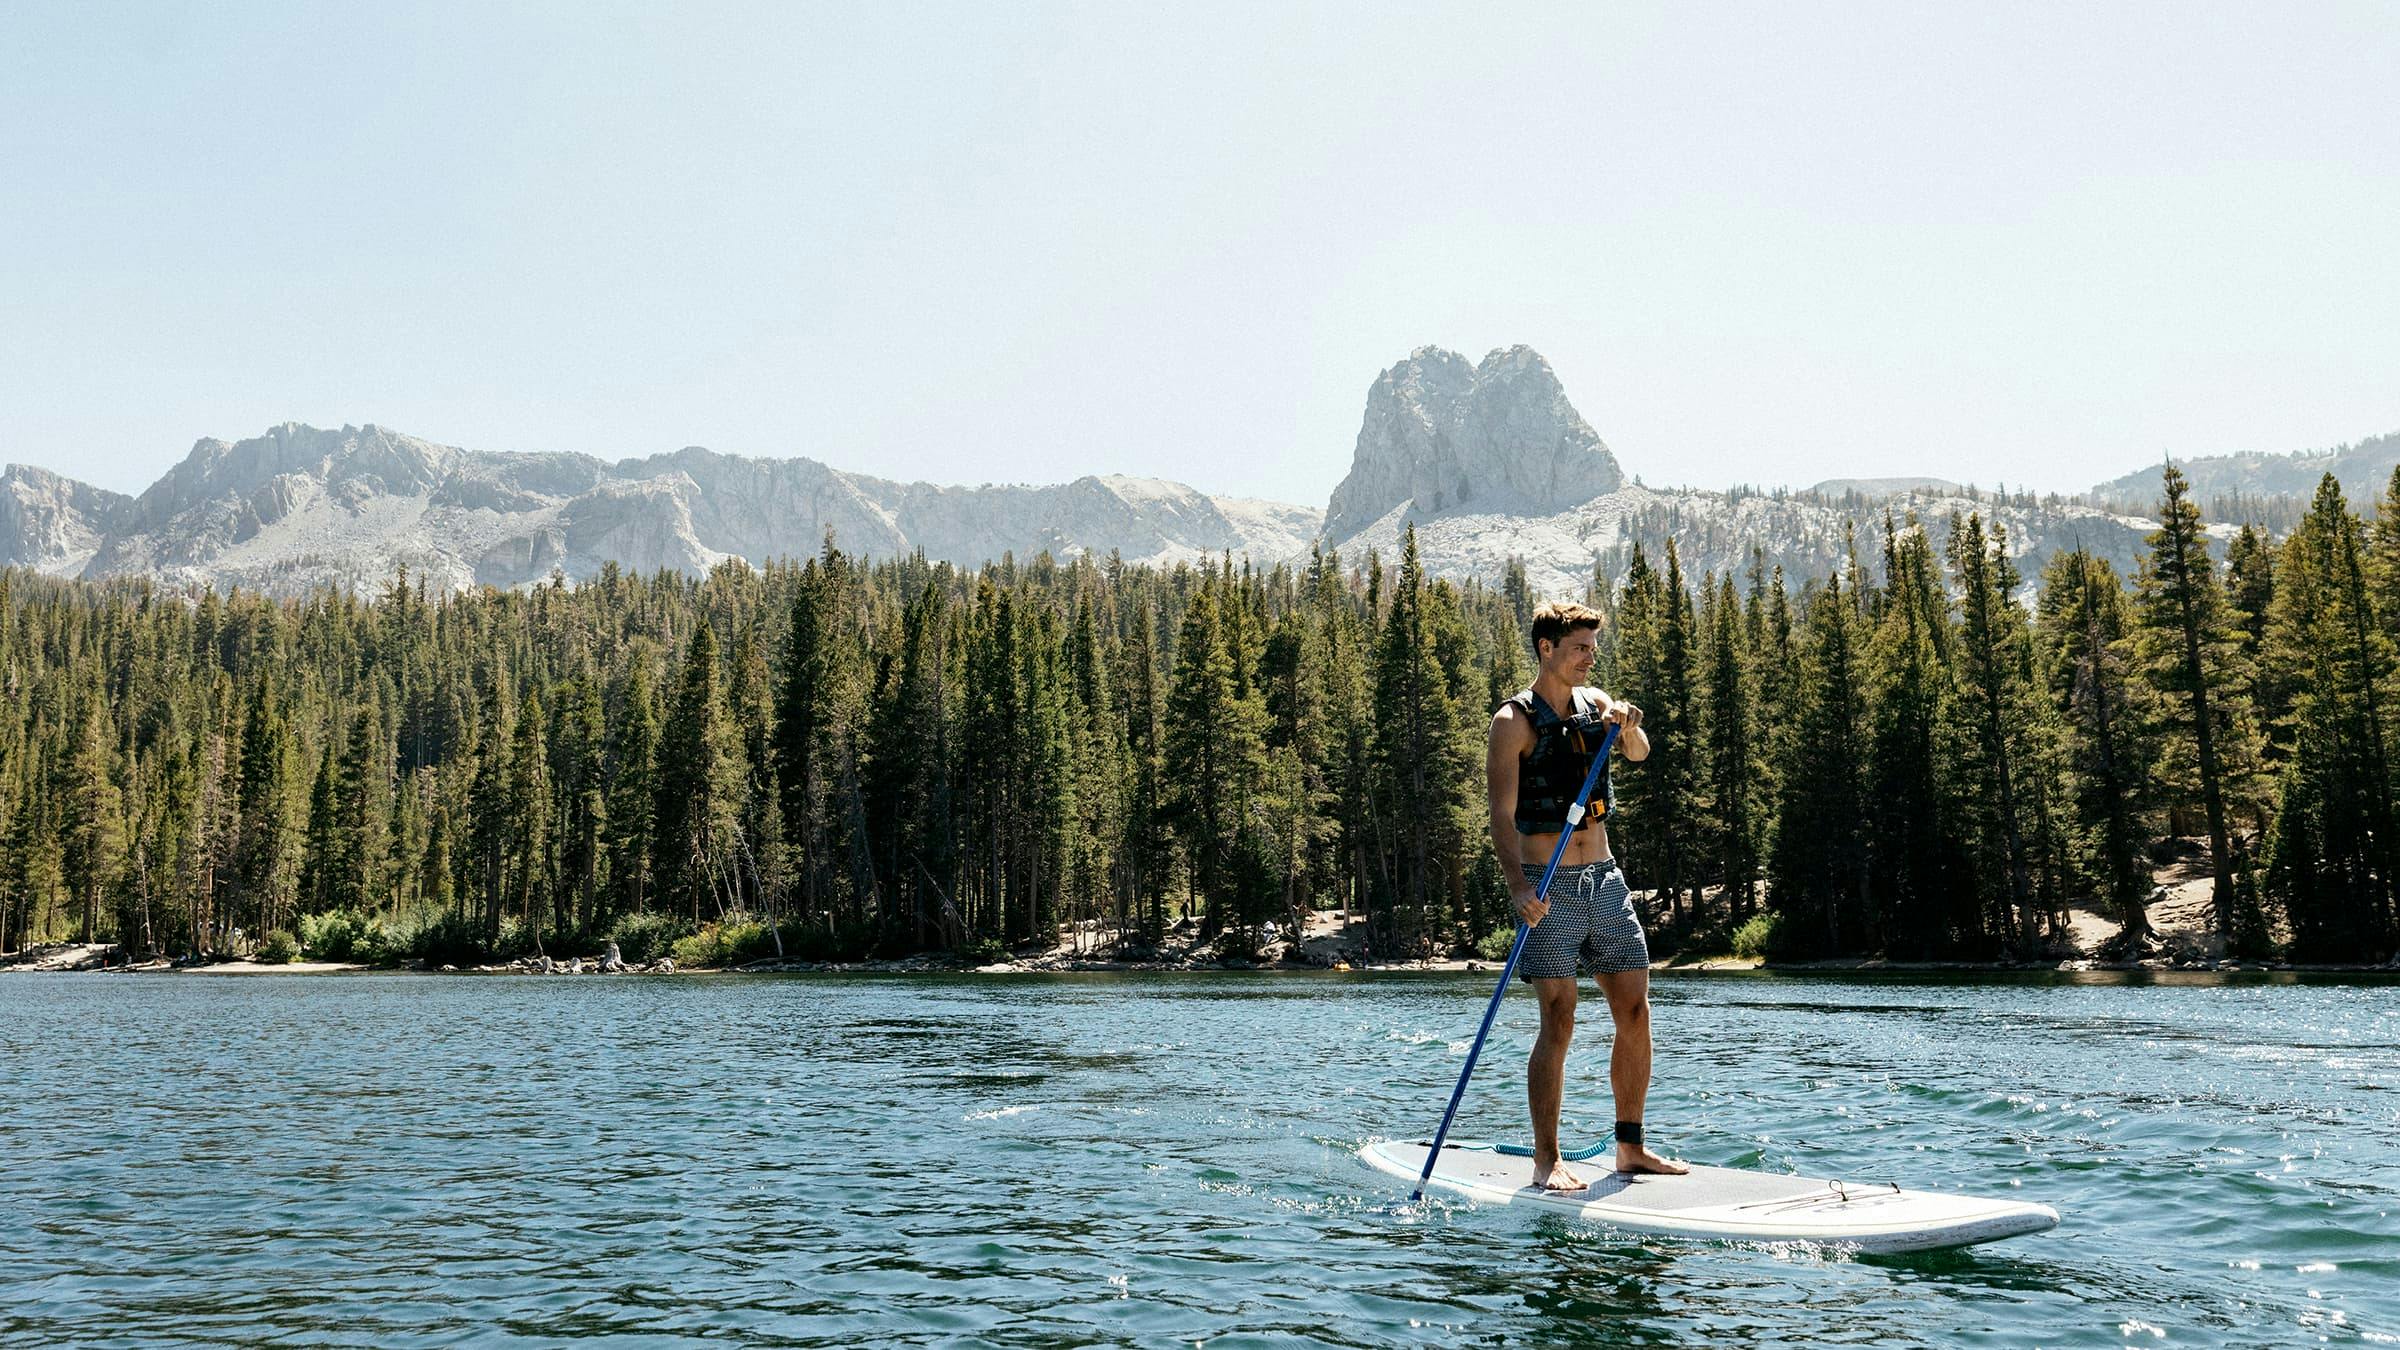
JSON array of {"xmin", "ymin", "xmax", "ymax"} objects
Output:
[{"xmin": 1517, "ymin": 859, "xmax": 1649, "ymax": 979}]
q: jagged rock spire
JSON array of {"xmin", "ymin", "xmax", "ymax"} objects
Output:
[{"xmin": 1321, "ymin": 345, "xmax": 1621, "ymax": 547}]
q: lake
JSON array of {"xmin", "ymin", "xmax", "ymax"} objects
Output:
[{"xmin": 2, "ymin": 970, "xmax": 2393, "ymax": 1347}]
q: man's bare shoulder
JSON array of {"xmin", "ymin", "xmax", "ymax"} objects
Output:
[{"xmin": 1488, "ymin": 697, "xmax": 1532, "ymax": 744}]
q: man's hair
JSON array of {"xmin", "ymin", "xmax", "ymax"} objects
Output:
[{"xmin": 1530, "ymin": 601, "xmax": 1605, "ymax": 657}]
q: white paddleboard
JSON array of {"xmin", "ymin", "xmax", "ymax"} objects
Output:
[{"xmin": 1362, "ymin": 1139, "xmax": 2057, "ymax": 1254}]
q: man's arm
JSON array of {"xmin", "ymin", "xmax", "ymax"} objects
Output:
[
  {"xmin": 1486, "ymin": 705, "xmax": 1548, "ymax": 927},
  {"xmin": 1596, "ymin": 690, "xmax": 1650, "ymax": 762}
]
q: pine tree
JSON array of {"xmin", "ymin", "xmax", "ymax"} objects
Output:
[
  {"xmin": 300, "ymin": 738, "xmax": 341, "ymax": 915},
  {"xmin": 1260, "ymin": 595, "xmax": 1343, "ymax": 933},
  {"xmin": 1064, "ymin": 593, "xmax": 1127, "ymax": 942},
  {"xmin": 1500, "ymin": 556, "xmax": 1535, "ymax": 633},
  {"xmin": 508, "ymin": 689, "xmax": 553, "ymax": 944},
  {"xmin": 864, "ymin": 581, "xmax": 954, "ymax": 950},
  {"xmin": 1164, "ymin": 580, "xmax": 1265, "ymax": 934},
  {"xmin": 232, "ymin": 679, "xmax": 295, "ymax": 948},
  {"xmin": 1646, "ymin": 542, "xmax": 1704, "ymax": 921},
  {"xmin": 606, "ymin": 664, "xmax": 660, "ymax": 920},
  {"xmin": 1367, "ymin": 530, "xmax": 1474, "ymax": 955},
  {"xmin": 1866, "ymin": 516, "xmax": 1970, "ymax": 955},
  {"xmin": 1015, "ymin": 603, "xmax": 1076, "ymax": 943},
  {"xmin": 961, "ymin": 577, "xmax": 1027, "ymax": 939},
  {"xmin": 60, "ymin": 703, "xmax": 125, "ymax": 946},
  {"xmin": 2036, "ymin": 549, "xmax": 2158, "ymax": 941},
  {"xmin": 774, "ymin": 557, "xmax": 839, "ymax": 918},
  {"xmin": 655, "ymin": 622, "xmax": 745, "ymax": 925},
  {"xmin": 726, "ymin": 622, "xmax": 778, "ymax": 914},
  {"xmin": 2133, "ymin": 464, "xmax": 2264, "ymax": 936},
  {"xmin": 2376, "ymin": 466, "xmax": 2400, "ymax": 621},
  {"xmin": 553, "ymin": 674, "xmax": 608, "ymax": 934},
  {"xmin": 1749, "ymin": 557, "xmax": 1799, "ymax": 824},
  {"xmin": 1609, "ymin": 545, "xmax": 1666, "ymax": 888},
  {"xmin": 1121, "ymin": 593, "xmax": 1169, "ymax": 942},
  {"xmin": 1767, "ymin": 577, "xmax": 1871, "ymax": 954},
  {"xmin": 329, "ymin": 704, "xmax": 390, "ymax": 915},
  {"xmin": 1703, "ymin": 574, "xmax": 1762, "ymax": 915},
  {"xmin": 2225, "ymin": 525, "xmax": 2277, "ymax": 674},
  {"xmin": 1948, "ymin": 514, "xmax": 2042, "ymax": 948},
  {"xmin": 125, "ymin": 748, "xmax": 183, "ymax": 958},
  {"xmin": 466, "ymin": 677, "xmax": 514, "ymax": 948},
  {"xmin": 1310, "ymin": 553, "xmax": 1374, "ymax": 931},
  {"xmin": 183, "ymin": 725, "xmax": 234, "ymax": 959},
  {"xmin": 15, "ymin": 763, "xmax": 66, "ymax": 949},
  {"xmin": 2261, "ymin": 476, "xmax": 2399, "ymax": 957}
]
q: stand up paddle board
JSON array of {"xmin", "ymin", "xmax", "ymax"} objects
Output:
[{"xmin": 1362, "ymin": 1139, "xmax": 2057, "ymax": 1253}]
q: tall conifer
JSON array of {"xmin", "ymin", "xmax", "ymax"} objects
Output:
[
  {"xmin": 1704, "ymin": 574, "xmax": 1761, "ymax": 914},
  {"xmin": 2261, "ymin": 476, "xmax": 2399, "ymax": 956},
  {"xmin": 2036, "ymin": 550, "xmax": 2158, "ymax": 941},
  {"xmin": 2133, "ymin": 464, "xmax": 2262, "ymax": 935},
  {"xmin": 656, "ymin": 622, "xmax": 744, "ymax": 925},
  {"xmin": 1866, "ymin": 517, "xmax": 1970, "ymax": 955},
  {"xmin": 606, "ymin": 664, "xmax": 659, "ymax": 920},
  {"xmin": 1368, "ymin": 529, "xmax": 1472, "ymax": 954},
  {"xmin": 1767, "ymin": 578, "xmax": 1871, "ymax": 954}
]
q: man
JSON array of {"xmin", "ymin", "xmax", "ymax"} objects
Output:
[{"xmin": 1486, "ymin": 600, "xmax": 1686, "ymax": 1191}]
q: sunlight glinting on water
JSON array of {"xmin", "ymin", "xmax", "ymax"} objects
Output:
[{"xmin": 1, "ymin": 970, "xmax": 2393, "ymax": 1348}]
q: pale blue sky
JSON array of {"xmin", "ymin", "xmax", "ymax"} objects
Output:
[{"xmin": 4, "ymin": 3, "xmax": 2395, "ymax": 506}]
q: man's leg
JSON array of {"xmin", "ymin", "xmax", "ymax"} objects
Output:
[
  {"xmin": 1594, "ymin": 967, "xmax": 1688, "ymax": 1175},
  {"xmin": 1526, "ymin": 975, "xmax": 1584, "ymax": 1190}
]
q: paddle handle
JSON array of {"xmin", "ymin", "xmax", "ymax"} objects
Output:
[{"xmin": 1410, "ymin": 719, "xmax": 1619, "ymax": 1201}]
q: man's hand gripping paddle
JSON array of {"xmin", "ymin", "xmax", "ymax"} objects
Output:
[{"xmin": 1410, "ymin": 716, "xmax": 1620, "ymax": 1201}]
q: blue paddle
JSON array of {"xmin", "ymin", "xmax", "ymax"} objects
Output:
[{"xmin": 1411, "ymin": 715, "xmax": 1619, "ymax": 1202}]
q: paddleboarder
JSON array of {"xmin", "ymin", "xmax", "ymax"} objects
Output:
[{"xmin": 1486, "ymin": 601, "xmax": 1687, "ymax": 1191}]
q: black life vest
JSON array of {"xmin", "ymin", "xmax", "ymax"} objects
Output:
[{"xmin": 1508, "ymin": 686, "xmax": 1615, "ymax": 836}]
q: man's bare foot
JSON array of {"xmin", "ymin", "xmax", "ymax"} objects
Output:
[
  {"xmin": 1531, "ymin": 1160, "xmax": 1590, "ymax": 1192},
  {"xmin": 1614, "ymin": 1144, "xmax": 1690, "ymax": 1176}
]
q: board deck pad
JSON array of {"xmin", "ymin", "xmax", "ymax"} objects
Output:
[{"xmin": 1362, "ymin": 1139, "xmax": 2057, "ymax": 1253}]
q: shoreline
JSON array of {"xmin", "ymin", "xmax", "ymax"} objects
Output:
[{"xmin": 5, "ymin": 943, "xmax": 2395, "ymax": 979}]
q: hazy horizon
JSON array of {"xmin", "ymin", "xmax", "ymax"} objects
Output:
[{"xmin": 5, "ymin": 3, "xmax": 2395, "ymax": 505}]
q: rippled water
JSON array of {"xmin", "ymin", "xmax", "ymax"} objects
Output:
[{"xmin": 3, "ymin": 970, "xmax": 2395, "ymax": 1347}]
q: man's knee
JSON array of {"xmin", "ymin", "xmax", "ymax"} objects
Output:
[
  {"xmin": 1600, "ymin": 984, "xmax": 1650, "ymax": 1025},
  {"xmin": 1534, "ymin": 984, "xmax": 1577, "ymax": 1042},
  {"xmin": 1539, "ymin": 1005, "xmax": 1575, "ymax": 1041}
]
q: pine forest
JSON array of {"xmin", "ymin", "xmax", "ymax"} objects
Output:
[{"xmin": 2, "ymin": 465, "xmax": 2395, "ymax": 968}]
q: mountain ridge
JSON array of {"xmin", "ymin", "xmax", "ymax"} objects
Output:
[
  {"xmin": 6, "ymin": 352, "xmax": 2393, "ymax": 600},
  {"xmin": 2, "ymin": 423, "xmax": 1321, "ymax": 596},
  {"xmin": 2088, "ymin": 430, "xmax": 2400, "ymax": 508}
]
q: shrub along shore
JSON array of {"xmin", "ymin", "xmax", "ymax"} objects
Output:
[{"xmin": 11, "ymin": 884, "xmax": 2396, "ymax": 977}]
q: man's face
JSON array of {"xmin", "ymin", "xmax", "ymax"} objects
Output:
[{"xmin": 1542, "ymin": 628, "xmax": 1599, "ymax": 680}]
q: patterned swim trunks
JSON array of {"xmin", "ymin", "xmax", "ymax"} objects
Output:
[{"xmin": 1517, "ymin": 859, "xmax": 1649, "ymax": 979}]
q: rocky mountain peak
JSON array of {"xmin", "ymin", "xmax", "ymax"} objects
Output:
[
  {"xmin": 1320, "ymin": 344, "xmax": 1621, "ymax": 547},
  {"xmin": 1, "ymin": 463, "xmax": 134, "ymax": 576},
  {"xmin": 130, "ymin": 423, "xmax": 457, "ymax": 531}
]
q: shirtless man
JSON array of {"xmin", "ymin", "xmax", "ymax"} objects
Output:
[{"xmin": 1486, "ymin": 601, "xmax": 1687, "ymax": 1191}]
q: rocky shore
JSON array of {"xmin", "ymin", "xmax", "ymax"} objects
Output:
[
  {"xmin": 10, "ymin": 858, "xmax": 2397, "ymax": 979},
  {"xmin": 10, "ymin": 910, "xmax": 2396, "ymax": 979}
]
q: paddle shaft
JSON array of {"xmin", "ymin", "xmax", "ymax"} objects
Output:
[{"xmin": 1411, "ymin": 718, "xmax": 1620, "ymax": 1201}]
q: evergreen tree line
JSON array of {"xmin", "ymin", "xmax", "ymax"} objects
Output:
[{"xmin": 0, "ymin": 465, "xmax": 2393, "ymax": 965}]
